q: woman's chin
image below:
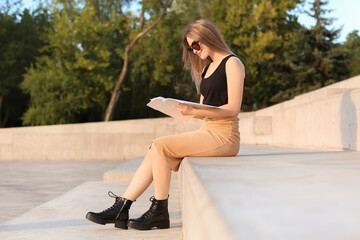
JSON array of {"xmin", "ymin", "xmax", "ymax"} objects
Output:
[{"xmin": 199, "ymin": 54, "xmax": 207, "ymax": 60}]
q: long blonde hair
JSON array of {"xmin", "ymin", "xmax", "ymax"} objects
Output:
[{"xmin": 183, "ymin": 19, "xmax": 233, "ymax": 93}]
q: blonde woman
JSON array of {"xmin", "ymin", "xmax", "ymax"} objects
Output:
[{"xmin": 86, "ymin": 19, "xmax": 245, "ymax": 230}]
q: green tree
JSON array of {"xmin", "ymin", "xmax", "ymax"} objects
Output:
[
  {"xmin": 114, "ymin": 4, "xmax": 197, "ymax": 120},
  {"xmin": 0, "ymin": 7, "xmax": 50, "ymax": 127},
  {"xmin": 21, "ymin": 0, "xmax": 180, "ymax": 125},
  {"xmin": 344, "ymin": 30, "xmax": 360, "ymax": 77},
  {"xmin": 104, "ymin": 0, "xmax": 173, "ymax": 121},
  {"xmin": 21, "ymin": 0, "xmax": 129, "ymax": 125},
  {"xmin": 270, "ymin": 0, "xmax": 351, "ymax": 102}
]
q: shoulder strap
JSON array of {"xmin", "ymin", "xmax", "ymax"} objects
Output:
[
  {"xmin": 224, "ymin": 54, "xmax": 236, "ymax": 62},
  {"xmin": 222, "ymin": 54, "xmax": 239, "ymax": 67},
  {"xmin": 201, "ymin": 64, "xmax": 210, "ymax": 78}
]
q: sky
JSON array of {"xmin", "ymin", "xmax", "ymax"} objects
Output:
[{"xmin": 14, "ymin": 0, "xmax": 360, "ymax": 43}]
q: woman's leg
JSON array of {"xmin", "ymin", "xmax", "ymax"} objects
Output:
[
  {"xmin": 122, "ymin": 142, "xmax": 171, "ymax": 201},
  {"xmin": 86, "ymin": 142, "xmax": 171, "ymax": 228},
  {"xmin": 122, "ymin": 151, "xmax": 154, "ymax": 201},
  {"xmin": 127, "ymin": 143, "xmax": 172, "ymax": 230},
  {"xmin": 150, "ymin": 143, "xmax": 172, "ymax": 200}
]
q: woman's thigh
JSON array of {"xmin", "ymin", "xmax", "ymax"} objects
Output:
[{"xmin": 153, "ymin": 129, "xmax": 230, "ymax": 158}]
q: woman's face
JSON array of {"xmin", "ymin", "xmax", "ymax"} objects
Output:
[{"xmin": 186, "ymin": 36, "xmax": 209, "ymax": 60}]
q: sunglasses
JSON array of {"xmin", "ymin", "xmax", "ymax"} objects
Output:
[{"xmin": 187, "ymin": 41, "xmax": 201, "ymax": 54}]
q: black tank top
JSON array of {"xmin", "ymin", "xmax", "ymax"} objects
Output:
[{"xmin": 200, "ymin": 54, "xmax": 236, "ymax": 106}]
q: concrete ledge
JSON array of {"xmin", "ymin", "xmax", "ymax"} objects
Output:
[
  {"xmin": 253, "ymin": 116, "xmax": 272, "ymax": 135},
  {"xmin": 239, "ymin": 75, "xmax": 360, "ymax": 151},
  {"xmin": 272, "ymin": 88, "xmax": 360, "ymax": 150},
  {"xmin": 255, "ymin": 75, "xmax": 360, "ymax": 116},
  {"xmin": 0, "ymin": 117, "xmax": 202, "ymax": 161},
  {"xmin": 179, "ymin": 144, "xmax": 360, "ymax": 240},
  {"xmin": 103, "ymin": 156, "xmax": 143, "ymax": 182},
  {"xmin": 180, "ymin": 157, "xmax": 233, "ymax": 240}
]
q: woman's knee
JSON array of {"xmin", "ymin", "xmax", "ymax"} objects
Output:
[
  {"xmin": 146, "ymin": 142, "xmax": 157, "ymax": 157},
  {"xmin": 148, "ymin": 142, "xmax": 163, "ymax": 159},
  {"xmin": 143, "ymin": 142, "xmax": 155, "ymax": 163}
]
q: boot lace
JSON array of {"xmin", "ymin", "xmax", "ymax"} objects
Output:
[
  {"xmin": 100, "ymin": 191, "xmax": 123, "ymax": 214},
  {"xmin": 141, "ymin": 196, "xmax": 158, "ymax": 219}
]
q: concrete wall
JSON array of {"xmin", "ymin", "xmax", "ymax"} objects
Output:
[
  {"xmin": 0, "ymin": 118, "xmax": 202, "ymax": 161},
  {"xmin": 239, "ymin": 75, "xmax": 360, "ymax": 151}
]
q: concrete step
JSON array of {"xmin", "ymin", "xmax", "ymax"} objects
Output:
[
  {"xmin": 103, "ymin": 156, "xmax": 144, "ymax": 182},
  {"xmin": 0, "ymin": 175, "xmax": 182, "ymax": 239},
  {"xmin": 179, "ymin": 144, "xmax": 360, "ymax": 240}
]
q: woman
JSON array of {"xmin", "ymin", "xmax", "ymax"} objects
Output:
[{"xmin": 86, "ymin": 19, "xmax": 245, "ymax": 230}]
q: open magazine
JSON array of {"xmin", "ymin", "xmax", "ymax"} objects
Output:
[{"xmin": 147, "ymin": 96, "xmax": 222, "ymax": 122}]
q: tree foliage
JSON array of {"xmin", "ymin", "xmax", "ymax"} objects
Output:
[
  {"xmin": 0, "ymin": 6, "xmax": 50, "ymax": 127},
  {"xmin": 0, "ymin": 0, "xmax": 357, "ymax": 126},
  {"xmin": 104, "ymin": 0, "xmax": 172, "ymax": 121},
  {"xmin": 21, "ymin": 0, "xmax": 129, "ymax": 125},
  {"xmin": 270, "ymin": 0, "xmax": 351, "ymax": 103},
  {"xmin": 115, "ymin": 0, "xmax": 200, "ymax": 120},
  {"xmin": 345, "ymin": 30, "xmax": 360, "ymax": 77}
]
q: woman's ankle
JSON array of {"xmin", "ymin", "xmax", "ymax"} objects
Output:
[{"xmin": 122, "ymin": 195, "xmax": 136, "ymax": 201}]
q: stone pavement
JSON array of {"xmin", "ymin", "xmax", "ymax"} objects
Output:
[
  {"xmin": 0, "ymin": 161, "xmax": 123, "ymax": 223},
  {"xmin": 0, "ymin": 174, "xmax": 182, "ymax": 240}
]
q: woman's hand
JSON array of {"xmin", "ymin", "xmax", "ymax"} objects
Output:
[{"xmin": 172, "ymin": 103, "xmax": 195, "ymax": 116}]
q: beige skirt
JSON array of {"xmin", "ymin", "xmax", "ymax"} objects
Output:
[{"xmin": 152, "ymin": 116, "xmax": 240, "ymax": 172}]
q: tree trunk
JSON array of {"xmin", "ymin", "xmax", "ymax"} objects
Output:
[
  {"xmin": 104, "ymin": 11, "xmax": 167, "ymax": 121},
  {"xmin": 1, "ymin": 110, "xmax": 8, "ymax": 128},
  {"xmin": 0, "ymin": 95, "xmax": 3, "ymax": 127},
  {"xmin": 0, "ymin": 95, "xmax": 8, "ymax": 128}
]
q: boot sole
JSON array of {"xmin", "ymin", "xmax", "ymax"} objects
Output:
[
  {"xmin": 86, "ymin": 213, "xmax": 115, "ymax": 225},
  {"xmin": 127, "ymin": 220, "xmax": 170, "ymax": 230},
  {"xmin": 86, "ymin": 214, "xmax": 128, "ymax": 229},
  {"xmin": 115, "ymin": 220, "xmax": 128, "ymax": 229}
]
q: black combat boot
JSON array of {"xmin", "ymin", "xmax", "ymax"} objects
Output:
[
  {"xmin": 127, "ymin": 195, "xmax": 170, "ymax": 230},
  {"xmin": 86, "ymin": 191, "xmax": 135, "ymax": 229}
]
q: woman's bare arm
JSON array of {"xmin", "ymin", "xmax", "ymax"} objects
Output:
[
  {"xmin": 192, "ymin": 95, "xmax": 205, "ymax": 119},
  {"xmin": 176, "ymin": 57, "xmax": 245, "ymax": 119}
]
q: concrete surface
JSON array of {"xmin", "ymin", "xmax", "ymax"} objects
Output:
[
  {"xmin": 0, "ymin": 117, "xmax": 202, "ymax": 161},
  {"xmin": 0, "ymin": 161, "xmax": 122, "ymax": 224},
  {"xmin": 0, "ymin": 176, "xmax": 182, "ymax": 239},
  {"xmin": 239, "ymin": 75, "xmax": 360, "ymax": 151},
  {"xmin": 103, "ymin": 156, "xmax": 143, "ymax": 182},
  {"xmin": 179, "ymin": 144, "xmax": 360, "ymax": 240}
]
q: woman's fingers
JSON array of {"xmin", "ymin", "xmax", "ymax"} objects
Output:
[
  {"xmin": 172, "ymin": 105, "xmax": 181, "ymax": 110},
  {"xmin": 173, "ymin": 104, "xmax": 193, "ymax": 115}
]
